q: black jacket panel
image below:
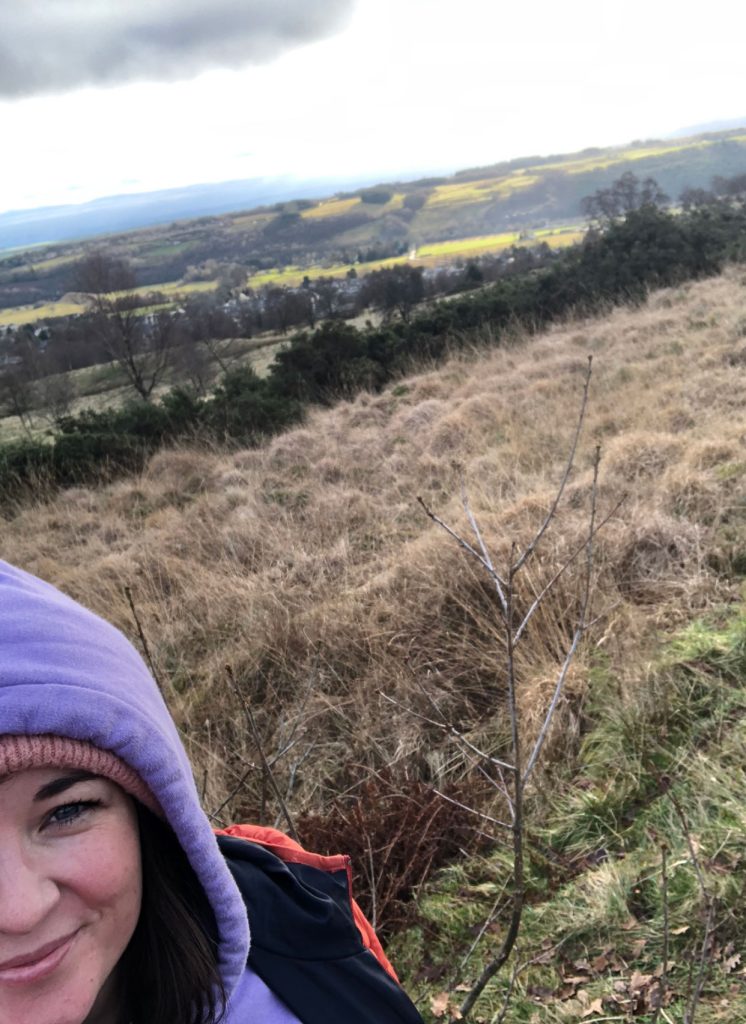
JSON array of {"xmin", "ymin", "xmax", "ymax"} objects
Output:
[{"xmin": 218, "ymin": 834, "xmax": 425, "ymax": 1024}]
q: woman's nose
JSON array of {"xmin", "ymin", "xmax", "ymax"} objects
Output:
[{"xmin": 0, "ymin": 843, "xmax": 60, "ymax": 935}]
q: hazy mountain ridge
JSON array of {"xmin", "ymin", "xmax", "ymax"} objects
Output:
[
  {"xmin": 2, "ymin": 125, "xmax": 746, "ymax": 254},
  {"xmin": 3, "ymin": 126, "xmax": 746, "ymax": 313},
  {"xmin": 0, "ymin": 174, "xmax": 389, "ymax": 250}
]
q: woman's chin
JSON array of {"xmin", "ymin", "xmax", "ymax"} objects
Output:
[{"xmin": 0, "ymin": 964, "xmax": 103, "ymax": 1024}]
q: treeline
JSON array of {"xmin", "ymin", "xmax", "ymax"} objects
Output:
[
  {"xmin": 2, "ymin": 191, "xmax": 745, "ymax": 504},
  {"xmin": 0, "ymin": 245, "xmax": 556, "ymax": 411}
]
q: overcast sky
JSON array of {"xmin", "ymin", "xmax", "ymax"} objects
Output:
[{"xmin": 1, "ymin": 0, "xmax": 744, "ymax": 215}]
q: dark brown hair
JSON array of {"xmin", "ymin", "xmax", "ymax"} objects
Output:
[{"xmin": 120, "ymin": 804, "xmax": 227, "ymax": 1024}]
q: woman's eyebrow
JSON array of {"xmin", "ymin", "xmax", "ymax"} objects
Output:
[{"xmin": 34, "ymin": 770, "xmax": 101, "ymax": 802}]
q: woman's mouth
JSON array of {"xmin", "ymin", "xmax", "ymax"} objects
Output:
[{"xmin": 0, "ymin": 931, "xmax": 78, "ymax": 985}]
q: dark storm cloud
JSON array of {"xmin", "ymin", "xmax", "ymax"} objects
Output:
[{"xmin": 0, "ymin": 0, "xmax": 353, "ymax": 98}]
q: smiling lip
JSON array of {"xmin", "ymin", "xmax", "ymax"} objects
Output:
[{"xmin": 0, "ymin": 932, "xmax": 78, "ymax": 985}]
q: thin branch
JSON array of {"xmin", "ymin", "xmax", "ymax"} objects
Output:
[
  {"xmin": 208, "ymin": 764, "xmax": 255, "ymax": 822},
  {"xmin": 651, "ymin": 843, "xmax": 669, "ymax": 1024},
  {"xmin": 276, "ymin": 743, "xmax": 315, "ymax": 831},
  {"xmin": 226, "ymin": 664, "xmax": 299, "ymax": 841},
  {"xmin": 511, "ymin": 355, "xmax": 593, "ymax": 575},
  {"xmin": 448, "ymin": 886, "xmax": 509, "ymax": 991},
  {"xmin": 522, "ymin": 444, "xmax": 601, "ymax": 784},
  {"xmin": 489, "ymin": 957, "xmax": 521, "ymax": 1024},
  {"xmin": 124, "ymin": 585, "xmax": 165, "ymax": 695},
  {"xmin": 665, "ymin": 785, "xmax": 709, "ymax": 898},
  {"xmin": 522, "ymin": 626, "xmax": 584, "ymax": 785},
  {"xmin": 459, "ymin": 560, "xmax": 525, "ymax": 1021},
  {"xmin": 461, "ymin": 478, "xmax": 508, "ymax": 616},
  {"xmin": 366, "ymin": 834, "xmax": 378, "ymax": 932},
  {"xmin": 433, "ymin": 788, "xmax": 511, "ymax": 831},
  {"xmin": 685, "ymin": 899, "xmax": 715, "ymax": 1024},
  {"xmin": 379, "ymin": 692, "xmax": 515, "ymax": 772},
  {"xmin": 417, "ymin": 495, "xmax": 508, "ymax": 593},
  {"xmin": 513, "ymin": 495, "xmax": 624, "ymax": 646}
]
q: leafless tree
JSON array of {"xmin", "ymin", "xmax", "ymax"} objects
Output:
[
  {"xmin": 0, "ymin": 366, "xmax": 35, "ymax": 437},
  {"xmin": 74, "ymin": 251, "xmax": 175, "ymax": 401},
  {"xmin": 405, "ymin": 357, "xmax": 622, "ymax": 1021},
  {"xmin": 37, "ymin": 373, "xmax": 76, "ymax": 426}
]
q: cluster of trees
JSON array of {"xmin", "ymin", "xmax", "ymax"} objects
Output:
[
  {"xmin": 0, "ymin": 244, "xmax": 557, "ymax": 433},
  {"xmin": 4, "ymin": 172, "xmax": 746, "ymax": 502},
  {"xmin": 580, "ymin": 171, "xmax": 670, "ymax": 223}
]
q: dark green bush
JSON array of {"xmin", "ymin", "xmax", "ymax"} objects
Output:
[{"xmin": 203, "ymin": 365, "xmax": 302, "ymax": 441}]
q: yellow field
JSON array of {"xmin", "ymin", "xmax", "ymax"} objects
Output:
[
  {"xmin": 0, "ymin": 298, "xmax": 87, "ymax": 327},
  {"xmin": 417, "ymin": 232, "xmax": 520, "ymax": 257},
  {"xmin": 154, "ymin": 279, "xmax": 217, "ymax": 297},
  {"xmin": 423, "ymin": 137, "xmax": 715, "ymax": 212},
  {"xmin": 302, "ymin": 192, "xmax": 405, "ymax": 219},
  {"xmin": 531, "ymin": 228, "xmax": 585, "ymax": 248},
  {"xmin": 302, "ymin": 197, "xmax": 362, "ymax": 219},
  {"xmin": 249, "ymin": 254, "xmax": 409, "ymax": 287},
  {"xmin": 427, "ymin": 172, "xmax": 540, "ymax": 207},
  {"xmin": 0, "ymin": 278, "xmax": 220, "ymax": 326}
]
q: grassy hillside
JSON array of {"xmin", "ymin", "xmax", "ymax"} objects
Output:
[
  {"xmin": 3, "ymin": 270, "xmax": 746, "ymax": 1020},
  {"xmin": 2, "ymin": 127, "xmax": 745, "ymax": 320}
]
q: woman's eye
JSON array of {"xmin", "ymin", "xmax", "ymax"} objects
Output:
[{"xmin": 46, "ymin": 800, "xmax": 101, "ymax": 828}]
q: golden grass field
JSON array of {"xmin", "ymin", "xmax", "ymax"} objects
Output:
[
  {"xmin": 4, "ymin": 269, "xmax": 746, "ymax": 1020},
  {"xmin": 4, "ymin": 270, "xmax": 745, "ymax": 818}
]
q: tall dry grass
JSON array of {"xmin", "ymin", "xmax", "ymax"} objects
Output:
[{"xmin": 3, "ymin": 270, "xmax": 745, "ymax": 821}]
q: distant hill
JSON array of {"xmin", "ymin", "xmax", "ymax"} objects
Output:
[
  {"xmin": 3, "ymin": 125, "xmax": 746, "ymax": 254},
  {"xmin": 2, "ymin": 126, "xmax": 746, "ymax": 313},
  {"xmin": 666, "ymin": 116, "xmax": 746, "ymax": 138},
  {"xmin": 0, "ymin": 173, "xmax": 391, "ymax": 251}
]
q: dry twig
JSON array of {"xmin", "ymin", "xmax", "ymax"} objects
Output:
[
  {"xmin": 225, "ymin": 663, "xmax": 299, "ymax": 841},
  {"xmin": 410, "ymin": 358, "xmax": 609, "ymax": 1022},
  {"xmin": 124, "ymin": 584, "xmax": 165, "ymax": 695}
]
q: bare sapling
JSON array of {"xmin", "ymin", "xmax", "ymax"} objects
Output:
[
  {"xmin": 225, "ymin": 663, "xmax": 300, "ymax": 841},
  {"xmin": 413, "ymin": 356, "xmax": 619, "ymax": 1021}
]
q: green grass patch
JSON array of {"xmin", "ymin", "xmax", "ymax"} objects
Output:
[{"xmin": 392, "ymin": 603, "xmax": 746, "ymax": 1022}]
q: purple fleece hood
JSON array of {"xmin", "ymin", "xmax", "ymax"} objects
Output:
[{"xmin": 0, "ymin": 559, "xmax": 251, "ymax": 1001}]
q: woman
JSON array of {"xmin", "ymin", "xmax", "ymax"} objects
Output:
[{"xmin": 0, "ymin": 560, "xmax": 424, "ymax": 1024}]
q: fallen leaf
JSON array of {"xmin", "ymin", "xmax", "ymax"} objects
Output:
[
  {"xmin": 725, "ymin": 953, "xmax": 742, "ymax": 974},
  {"xmin": 430, "ymin": 992, "xmax": 449, "ymax": 1018},
  {"xmin": 630, "ymin": 970, "xmax": 653, "ymax": 992},
  {"xmin": 581, "ymin": 997, "xmax": 604, "ymax": 1017}
]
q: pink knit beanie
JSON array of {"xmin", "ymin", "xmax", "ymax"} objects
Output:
[{"xmin": 0, "ymin": 734, "xmax": 162, "ymax": 816}]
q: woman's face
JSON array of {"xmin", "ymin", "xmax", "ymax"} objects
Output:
[{"xmin": 0, "ymin": 767, "xmax": 142, "ymax": 1024}]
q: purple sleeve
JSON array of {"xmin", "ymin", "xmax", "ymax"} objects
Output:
[{"xmin": 225, "ymin": 965, "xmax": 303, "ymax": 1024}]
